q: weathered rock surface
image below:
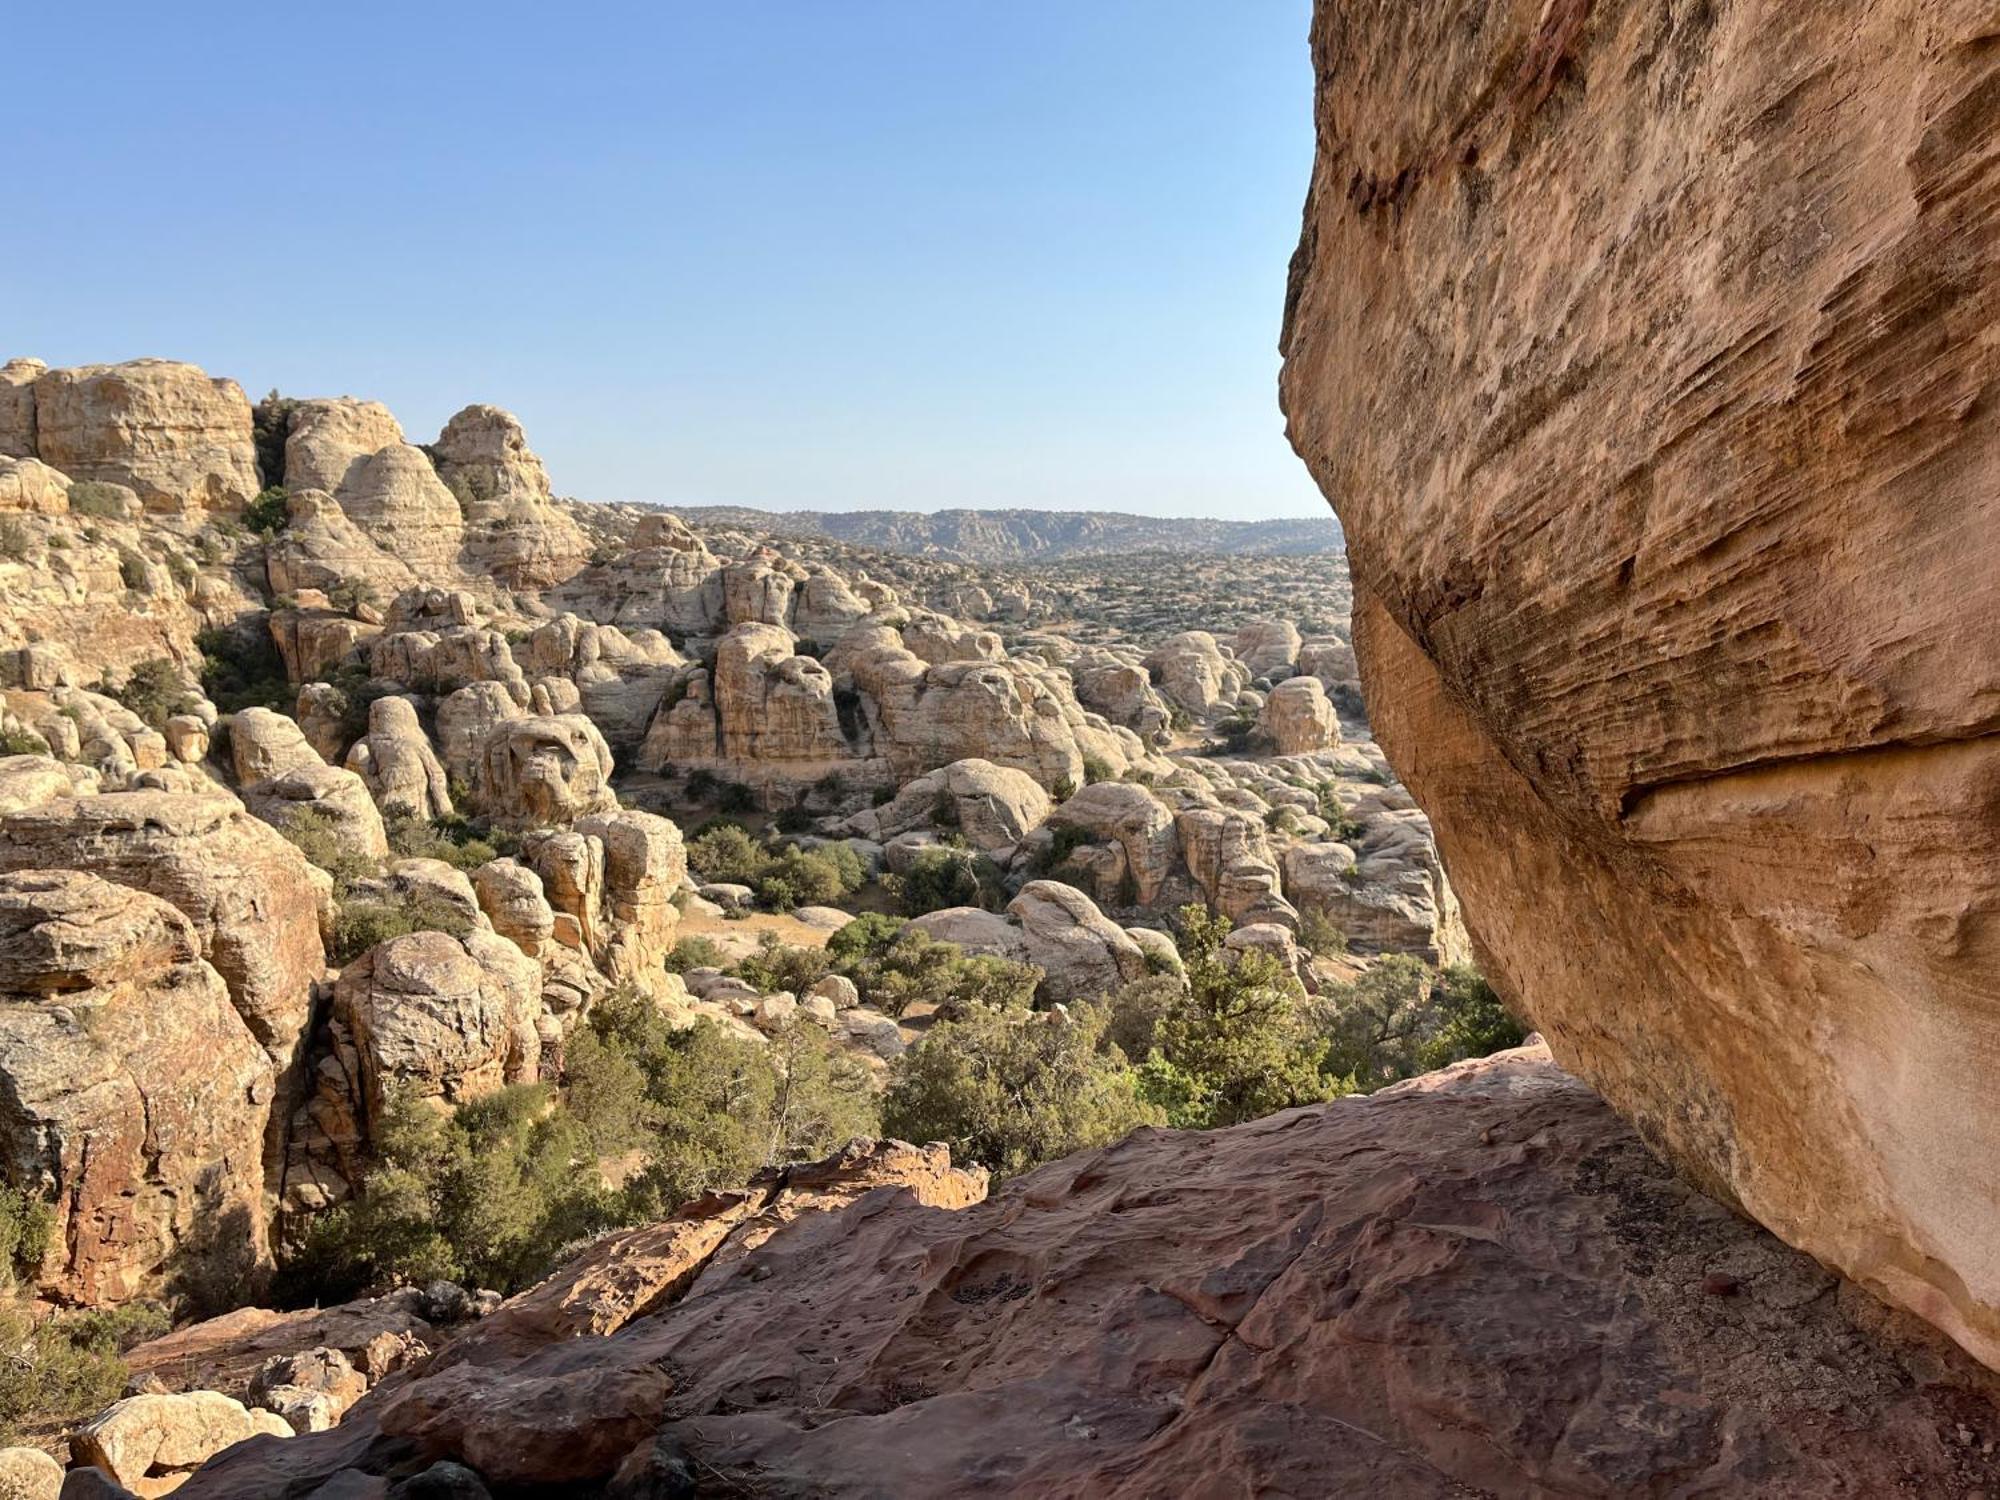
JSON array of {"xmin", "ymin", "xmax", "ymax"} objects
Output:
[
  {"xmin": 473, "ymin": 713, "xmax": 615, "ymax": 828},
  {"xmin": 1279, "ymin": 0, "xmax": 2000, "ymax": 1367},
  {"xmin": 30, "ymin": 360, "xmax": 259, "ymax": 513},
  {"xmin": 431, "ymin": 403, "xmax": 590, "ymax": 590},
  {"xmin": 332, "ymin": 929, "xmax": 543, "ymax": 1130},
  {"xmin": 73, "ymin": 1391, "xmax": 290, "ymax": 1488},
  {"xmin": 0, "ymin": 871, "xmax": 272, "ymax": 1306},
  {"xmin": 344, "ymin": 694, "xmax": 452, "ymax": 822},
  {"xmin": 0, "ymin": 792, "xmax": 326, "ymax": 1076},
  {"xmin": 1260, "ymin": 673, "xmax": 1340, "ymax": 754},
  {"xmin": 0, "ymin": 1447, "xmax": 60, "ymax": 1500},
  {"xmin": 174, "ymin": 1048, "xmax": 2000, "ymax": 1498}
]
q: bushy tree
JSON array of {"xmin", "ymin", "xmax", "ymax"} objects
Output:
[
  {"xmin": 886, "ymin": 845, "xmax": 1004, "ymax": 916},
  {"xmin": 881, "ymin": 1002, "xmax": 1160, "ymax": 1178},
  {"xmin": 823, "ymin": 918, "xmax": 1041, "ymax": 1018},
  {"xmin": 106, "ymin": 657, "xmax": 199, "ymax": 730},
  {"xmin": 0, "ymin": 1301, "xmax": 168, "ymax": 1443},
  {"xmin": 1135, "ymin": 905, "xmax": 1336, "ymax": 1128}
]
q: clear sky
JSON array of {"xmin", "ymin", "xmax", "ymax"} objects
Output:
[{"xmin": 9, "ymin": 2, "xmax": 1327, "ymax": 520}]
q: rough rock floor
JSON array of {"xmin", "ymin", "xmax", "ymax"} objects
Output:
[{"xmin": 175, "ymin": 1046, "xmax": 2000, "ymax": 1498}]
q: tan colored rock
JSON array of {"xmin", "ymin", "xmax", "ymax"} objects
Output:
[
  {"xmin": 0, "ymin": 456, "xmax": 69, "ymax": 514},
  {"xmin": 281, "ymin": 397, "xmax": 404, "ymax": 495},
  {"xmin": 0, "ymin": 357, "xmax": 42, "ymax": 458},
  {"xmin": 1047, "ymin": 780, "xmax": 1182, "ymax": 906},
  {"xmin": 32, "ymin": 360, "xmax": 259, "ymax": 513},
  {"xmin": 862, "ymin": 757, "xmax": 1051, "ymax": 853},
  {"xmin": 0, "ymin": 1446, "xmax": 60, "ymax": 1500},
  {"xmin": 471, "ymin": 857, "xmax": 556, "ymax": 956},
  {"xmin": 227, "ymin": 706, "xmax": 323, "ymax": 785},
  {"xmin": 163, "ymin": 714, "xmax": 209, "ymax": 764},
  {"xmin": 1260, "ymin": 674, "xmax": 1341, "ymax": 755},
  {"xmin": 720, "ymin": 558, "xmax": 795, "ymax": 627},
  {"xmin": 330, "ymin": 445, "xmax": 464, "ymax": 573},
  {"xmin": 241, "ymin": 762, "xmax": 390, "ymax": 863},
  {"xmin": 431, "ymin": 404, "xmax": 589, "ymax": 589},
  {"xmin": 1174, "ymin": 804, "xmax": 1291, "ymax": 927},
  {"xmin": 344, "ymin": 694, "xmax": 452, "ymax": 822},
  {"xmin": 1278, "ymin": 0, "xmax": 2000, "ymax": 1367},
  {"xmin": 1144, "ymin": 630, "xmax": 1248, "ymax": 718},
  {"xmin": 474, "ymin": 713, "xmax": 616, "ymax": 828},
  {"xmin": 0, "ymin": 791, "xmax": 326, "ymax": 1075},
  {"xmin": 713, "ymin": 622, "xmax": 847, "ymax": 765},
  {"xmin": 264, "ymin": 486, "xmax": 419, "ymax": 601},
  {"xmin": 333, "ymin": 929, "xmax": 542, "ymax": 1130},
  {"xmin": 0, "ymin": 753, "xmax": 96, "ymax": 815},
  {"xmin": 1232, "ymin": 617, "xmax": 1301, "ymax": 679},
  {"xmin": 266, "ymin": 604, "xmax": 379, "ymax": 685},
  {"xmin": 72, "ymin": 1391, "xmax": 289, "ymax": 1488},
  {"xmin": 1006, "ymin": 879, "xmax": 1149, "ymax": 1004},
  {"xmin": 0, "ymin": 871, "xmax": 272, "ymax": 1306},
  {"xmin": 434, "ymin": 679, "xmax": 526, "ymax": 787}
]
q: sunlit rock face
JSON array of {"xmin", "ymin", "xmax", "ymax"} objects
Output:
[{"xmin": 1280, "ymin": 0, "xmax": 2000, "ymax": 1364}]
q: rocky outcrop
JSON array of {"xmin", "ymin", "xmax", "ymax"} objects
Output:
[
  {"xmin": 432, "ymin": 403, "xmax": 590, "ymax": 589},
  {"xmin": 29, "ymin": 359, "xmax": 259, "ymax": 513},
  {"xmin": 855, "ymin": 757, "xmax": 1051, "ymax": 853},
  {"xmin": 0, "ymin": 871, "xmax": 272, "ymax": 1307},
  {"xmin": 1143, "ymin": 630, "xmax": 1249, "ymax": 720},
  {"xmin": 343, "ymin": 694, "xmax": 452, "ymax": 822},
  {"xmin": 73, "ymin": 1391, "xmax": 290, "ymax": 1490},
  {"xmin": 1260, "ymin": 674, "xmax": 1340, "ymax": 754},
  {"xmin": 174, "ymin": 1047, "xmax": 2000, "ymax": 1498},
  {"xmin": 241, "ymin": 762, "xmax": 390, "ymax": 864},
  {"xmin": 1005, "ymin": 879, "xmax": 1149, "ymax": 1004},
  {"xmin": 473, "ymin": 713, "xmax": 616, "ymax": 828},
  {"xmin": 0, "ymin": 791, "xmax": 326, "ymax": 1079},
  {"xmin": 332, "ymin": 929, "xmax": 543, "ymax": 1131},
  {"xmin": 1279, "ymin": 0, "xmax": 2000, "ymax": 1368}
]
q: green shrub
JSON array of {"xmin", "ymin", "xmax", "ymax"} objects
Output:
[
  {"xmin": 1081, "ymin": 754, "xmax": 1115, "ymax": 785},
  {"xmin": 1296, "ymin": 907, "xmax": 1348, "ymax": 958},
  {"xmin": 1032, "ymin": 823, "xmax": 1095, "ymax": 877},
  {"xmin": 664, "ymin": 935, "xmax": 728, "ymax": 973},
  {"xmin": 385, "ymin": 812, "xmax": 501, "ymax": 871},
  {"xmin": 684, "ymin": 768, "xmax": 720, "ymax": 801},
  {"xmin": 275, "ymin": 806, "xmax": 380, "ymax": 890},
  {"xmin": 0, "ymin": 1188, "xmax": 53, "ymax": 1286},
  {"xmin": 1314, "ymin": 954, "xmax": 1481, "ymax": 1090},
  {"xmin": 0, "ymin": 516, "xmax": 32, "ymax": 560},
  {"xmin": 197, "ymin": 624, "xmax": 293, "ymax": 714},
  {"xmin": 243, "ymin": 485, "xmax": 291, "ymax": 536},
  {"xmin": 886, "ymin": 845, "xmax": 1004, "ymax": 916},
  {"xmin": 685, "ymin": 827, "xmax": 865, "ymax": 911},
  {"xmin": 331, "ymin": 892, "xmax": 474, "ymax": 965},
  {"xmin": 0, "ymin": 728, "xmax": 46, "ymax": 757},
  {"xmin": 253, "ymin": 393, "xmax": 299, "ymax": 486},
  {"xmin": 117, "ymin": 548, "xmax": 150, "ymax": 591},
  {"xmin": 67, "ymin": 481, "xmax": 130, "ymax": 519},
  {"xmin": 0, "ymin": 1300, "xmax": 168, "ymax": 1444},
  {"xmin": 716, "ymin": 781, "xmax": 757, "ymax": 814},
  {"xmin": 881, "ymin": 1002, "xmax": 1159, "ymax": 1178},
  {"xmin": 1133, "ymin": 905, "xmax": 1335, "ymax": 1129},
  {"xmin": 105, "ymin": 657, "xmax": 199, "ymax": 731},
  {"xmin": 832, "ymin": 925, "xmax": 1040, "ymax": 1019},
  {"xmin": 774, "ymin": 805, "xmax": 816, "ymax": 834},
  {"xmin": 733, "ymin": 933, "xmax": 831, "ymax": 997}
]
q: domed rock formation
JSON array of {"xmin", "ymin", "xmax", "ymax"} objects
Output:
[
  {"xmin": 28, "ymin": 359, "xmax": 259, "ymax": 514},
  {"xmin": 1279, "ymin": 0, "xmax": 2000, "ymax": 1365}
]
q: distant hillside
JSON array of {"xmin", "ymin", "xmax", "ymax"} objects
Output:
[{"xmin": 665, "ymin": 506, "xmax": 1340, "ymax": 562}]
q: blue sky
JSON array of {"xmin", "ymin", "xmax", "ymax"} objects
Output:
[{"xmin": 8, "ymin": 2, "xmax": 1326, "ymax": 520}]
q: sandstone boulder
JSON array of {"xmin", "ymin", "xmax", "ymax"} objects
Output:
[
  {"xmin": 1277, "ymin": 0, "xmax": 2000, "ymax": 1365},
  {"xmin": 432, "ymin": 404, "xmax": 589, "ymax": 589},
  {"xmin": 473, "ymin": 713, "xmax": 615, "ymax": 828},
  {"xmin": 0, "ymin": 871, "xmax": 272, "ymax": 1306},
  {"xmin": 862, "ymin": 758, "xmax": 1051, "ymax": 853},
  {"xmin": 1143, "ymin": 630, "xmax": 1247, "ymax": 719},
  {"xmin": 31, "ymin": 360, "xmax": 259, "ymax": 513},
  {"xmin": 241, "ymin": 762, "xmax": 390, "ymax": 863},
  {"xmin": 344, "ymin": 694, "xmax": 452, "ymax": 822},
  {"xmin": 1006, "ymin": 880, "xmax": 1149, "ymax": 1004},
  {"xmin": 228, "ymin": 707, "xmax": 324, "ymax": 785},
  {"xmin": 1260, "ymin": 675, "xmax": 1340, "ymax": 755},
  {"xmin": 72, "ymin": 1391, "xmax": 289, "ymax": 1489},
  {"xmin": 332, "ymin": 929, "xmax": 543, "ymax": 1130},
  {"xmin": 0, "ymin": 357, "xmax": 41, "ymax": 458},
  {"xmin": 1232, "ymin": 617, "xmax": 1301, "ymax": 679},
  {"xmin": 0, "ymin": 1447, "xmax": 59, "ymax": 1500}
]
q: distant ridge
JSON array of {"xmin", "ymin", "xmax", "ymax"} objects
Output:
[{"xmin": 665, "ymin": 505, "xmax": 1340, "ymax": 562}]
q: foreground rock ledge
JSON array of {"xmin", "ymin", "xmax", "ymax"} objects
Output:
[
  {"xmin": 172, "ymin": 1048, "xmax": 2000, "ymax": 1498},
  {"xmin": 1278, "ymin": 0, "xmax": 2000, "ymax": 1365}
]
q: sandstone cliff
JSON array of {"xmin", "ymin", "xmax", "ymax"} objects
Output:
[{"xmin": 1279, "ymin": 0, "xmax": 2000, "ymax": 1366}]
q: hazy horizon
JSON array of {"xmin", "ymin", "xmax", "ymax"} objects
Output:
[{"xmin": 10, "ymin": 1, "xmax": 1325, "ymax": 522}]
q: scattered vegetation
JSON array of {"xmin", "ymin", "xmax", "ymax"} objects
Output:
[
  {"xmin": 66, "ymin": 481, "xmax": 130, "ymax": 520},
  {"xmin": 884, "ymin": 844, "xmax": 1005, "ymax": 916},
  {"xmin": 243, "ymin": 485, "xmax": 291, "ymax": 536},
  {"xmin": 0, "ymin": 1299, "xmax": 168, "ymax": 1445},
  {"xmin": 196, "ymin": 623, "xmax": 293, "ymax": 714},
  {"xmin": 280, "ymin": 990, "xmax": 876, "ymax": 1302},
  {"xmin": 881, "ymin": 1001, "xmax": 1158, "ymax": 1180},
  {"xmin": 685, "ymin": 824, "xmax": 866, "ymax": 910},
  {"xmin": 102, "ymin": 656, "xmax": 199, "ymax": 730}
]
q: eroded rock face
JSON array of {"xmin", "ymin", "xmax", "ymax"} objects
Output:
[
  {"xmin": 474, "ymin": 713, "xmax": 616, "ymax": 828},
  {"xmin": 173, "ymin": 1049, "xmax": 2000, "ymax": 1499},
  {"xmin": 1260, "ymin": 674, "xmax": 1340, "ymax": 755},
  {"xmin": 0, "ymin": 871, "xmax": 272, "ymax": 1307},
  {"xmin": 31, "ymin": 359, "xmax": 260, "ymax": 513},
  {"xmin": 1279, "ymin": 0, "xmax": 2000, "ymax": 1365}
]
